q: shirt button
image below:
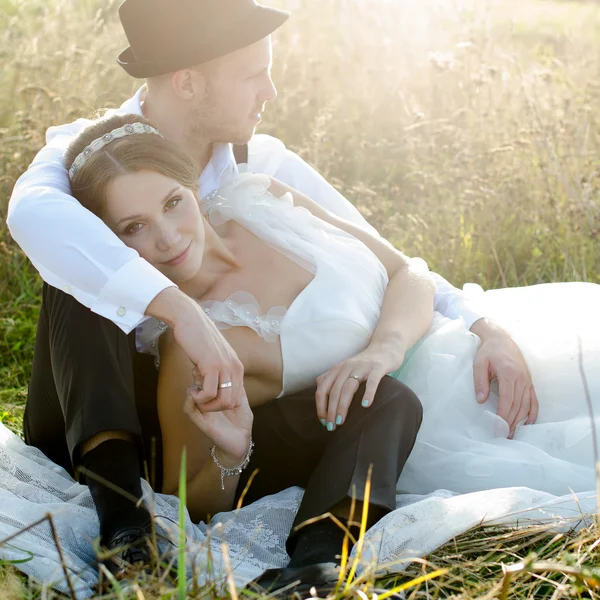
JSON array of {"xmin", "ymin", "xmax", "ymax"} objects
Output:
[
  {"xmin": 63, "ymin": 285, "xmax": 72, "ymax": 294},
  {"xmin": 117, "ymin": 307, "xmax": 127, "ymax": 317}
]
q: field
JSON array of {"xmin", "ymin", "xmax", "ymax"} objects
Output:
[{"xmin": 1, "ymin": 0, "xmax": 599, "ymax": 597}]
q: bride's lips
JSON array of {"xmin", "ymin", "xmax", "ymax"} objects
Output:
[{"xmin": 163, "ymin": 242, "xmax": 191, "ymax": 266}]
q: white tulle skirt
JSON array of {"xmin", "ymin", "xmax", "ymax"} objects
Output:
[{"xmin": 393, "ymin": 282, "xmax": 600, "ymax": 497}]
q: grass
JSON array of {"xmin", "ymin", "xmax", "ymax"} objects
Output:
[{"xmin": 0, "ymin": 0, "xmax": 599, "ymax": 597}]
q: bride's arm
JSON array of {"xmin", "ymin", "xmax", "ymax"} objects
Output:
[
  {"xmin": 157, "ymin": 332, "xmax": 253, "ymax": 523},
  {"xmin": 268, "ymin": 178, "xmax": 436, "ymax": 426}
]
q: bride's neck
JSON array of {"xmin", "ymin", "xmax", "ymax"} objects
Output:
[{"xmin": 180, "ymin": 222, "xmax": 240, "ymax": 299}]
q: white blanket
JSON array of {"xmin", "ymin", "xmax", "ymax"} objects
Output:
[{"xmin": 0, "ymin": 423, "xmax": 595, "ymax": 598}]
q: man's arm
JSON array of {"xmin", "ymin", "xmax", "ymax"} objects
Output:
[
  {"xmin": 248, "ymin": 134, "xmax": 486, "ymax": 328},
  {"xmin": 8, "ymin": 119, "xmax": 245, "ymax": 407},
  {"xmin": 7, "ymin": 117, "xmax": 175, "ymax": 333},
  {"xmin": 249, "ymin": 134, "xmax": 538, "ymax": 434}
]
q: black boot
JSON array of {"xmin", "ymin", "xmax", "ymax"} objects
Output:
[
  {"xmin": 247, "ymin": 519, "xmax": 350, "ymax": 597},
  {"xmin": 247, "ymin": 518, "xmax": 405, "ymax": 598},
  {"xmin": 80, "ymin": 438, "xmax": 152, "ymax": 577}
]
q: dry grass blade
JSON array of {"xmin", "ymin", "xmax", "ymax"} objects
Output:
[
  {"xmin": 377, "ymin": 568, "xmax": 449, "ymax": 600},
  {"xmin": 345, "ymin": 465, "xmax": 373, "ymax": 592},
  {"xmin": 220, "ymin": 542, "xmax": 238, "ymax": 600}
]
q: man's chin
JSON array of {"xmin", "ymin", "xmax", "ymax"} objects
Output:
[{"xmin": 225, "ymin": 125, "xmax": 258, "ymax": 146}]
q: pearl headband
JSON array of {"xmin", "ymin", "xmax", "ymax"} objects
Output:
[{"xmin": 68, "ymin": 122, "xmax": 162, "ymax": 179}]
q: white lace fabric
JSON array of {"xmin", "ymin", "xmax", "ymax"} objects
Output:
[
  {"xmin": 201, "ymin": 291, "xmax": 287, "ymax": 343},
  {"xmin": 0, "ymin": 423, "xmax": 596, "ymax": 599}
]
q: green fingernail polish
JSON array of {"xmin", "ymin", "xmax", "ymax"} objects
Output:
[
  {"xmin": 327, "ymin": 422, "xmax": 334, "ymax": 432},
  {"xmin": 361, "ymin": 399, "xmax": 369, "ymax": 407},
  {"xmin": 320, "ymin": 418, "xmax": 327, "ymax": 426},
  {"xmin": 336, "ymin": 415, "xmax": 343, "ymax": 425}
]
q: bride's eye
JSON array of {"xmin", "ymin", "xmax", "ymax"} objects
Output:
[
  {"xmin": 124, "ymin": 222, "xmax": 143, "ymax": 235},
  {"xmin": 165, "ymin": 196, "xmax": 182, "ymax": 210}
]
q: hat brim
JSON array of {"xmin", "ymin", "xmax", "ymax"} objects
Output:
[{"xmin": 117, "ymin": 5, "xmax": 289, "ymax": 78}]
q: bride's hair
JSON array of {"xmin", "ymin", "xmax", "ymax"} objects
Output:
[{"xmin": 65, "ymin": 114, "xmax": 199, "ymax": 217}]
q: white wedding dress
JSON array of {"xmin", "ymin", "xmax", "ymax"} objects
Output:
[
  {"xmin": 1, "ymin": 173, "xmax": 599, "ymax": 597},
  {"xmin": 140, "ymin": 173, "xmax": 600, "ymax": 498}
]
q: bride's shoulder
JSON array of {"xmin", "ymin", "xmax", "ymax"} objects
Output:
[{"xmin": 201, "ymin": 172, "xmax": 294, "ymax": 227}]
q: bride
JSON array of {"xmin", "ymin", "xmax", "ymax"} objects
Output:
[{"xmin": 66, "ymin": 113, "xmax": 600, "ymax": 514}]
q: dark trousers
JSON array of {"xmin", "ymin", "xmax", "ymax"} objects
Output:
[
  {"xmin": 237, "ymin": 378, "xmax": 422, "ymax": 552},
  {"xmin": 25, "ymin": 284, "xmax": 423, "ymax": 544},
  {"xmin": 24, "ymin": 284, "xmax": 163, "ymax": 486}
]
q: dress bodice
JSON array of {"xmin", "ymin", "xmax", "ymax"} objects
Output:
[{"xmin": 138, "ymin": 173, "xmax": 389, "ymax": 396}]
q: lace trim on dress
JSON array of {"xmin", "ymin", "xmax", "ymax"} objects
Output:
[
  {"xmin": 141, "ymin": 291, "xmax": 286, "ymax": 368},
  {"xmin": 200, "ymin": 291, "xmax": 287, "ymax": 344}
]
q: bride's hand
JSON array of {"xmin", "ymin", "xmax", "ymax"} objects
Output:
[
  {"xmin": 315, "ymin": 340, "xmax": 407, "ymax": 431},
  {"xmin": 184, "ymin": 386, "xmax": 253, "ymax": 461}
]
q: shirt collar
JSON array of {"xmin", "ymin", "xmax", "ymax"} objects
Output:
[
  {"xmin": 119, "ymin": 86, "xmax": 144, "ymax": 115},
  {"xmin": 118, "ymin": 85, "xmax": 238, "ymax": 198},
  {"xmin": 198, "ymin": 142, "xmax": 238, "ymax": 199}
]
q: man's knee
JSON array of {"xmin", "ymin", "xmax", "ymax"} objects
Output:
[
  {"xmin": 373, "ymin": 376, "xmax": 423, "ymax": 428},
  {"xmin": 81, "ymin": 430, "xmax": 135, "ymax": 457}
]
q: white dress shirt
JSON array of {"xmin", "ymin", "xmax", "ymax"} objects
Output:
[{"xmin": 7, "ymin": 86, "xmax": 485, "ymax": 334}]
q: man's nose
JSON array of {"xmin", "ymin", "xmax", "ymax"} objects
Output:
[{"xmin": 261, "ymin": 73, "xmax": 277, "ymax": 103}]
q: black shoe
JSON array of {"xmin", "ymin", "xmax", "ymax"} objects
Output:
[
  {"xmin": 98, "ymin": 524, "xmax": 153, "ymax": 580},
  {"xmin": 245, "ymin": 562, "xmax": 341, "ymax": 597},
  {"xmin": 245, "ymin": 562, "xmax": 405, "ymax": 599}
]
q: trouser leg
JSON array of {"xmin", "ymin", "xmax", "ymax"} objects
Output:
[
  {"xmin": 24, "ymin": 283, "xmax": 154, "ymax": 554},
  {"xmin": 236, "ymin": 376, "xmax": 423, "ymax": 553},
  {"xmin": 24, "ymin": 283, "xmax": 143, "ymax": 473},
  {"xmin": 24, "ymin": 291, "xmax": 71, "ymax": 472}
]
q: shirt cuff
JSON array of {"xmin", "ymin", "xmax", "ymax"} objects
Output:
[
  {"xmin": 91, "ymin": 257, "xmax": 177, "ymax": 334},
  {"xmin": 458, "ymin": 303, "xmax": 486, "ymax": 330},
  {"xmin": 457, "ymin": 283, "xmax": 488, "ymax": 329}
]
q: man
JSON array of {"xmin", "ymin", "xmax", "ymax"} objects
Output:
[{"xmin": 7, "ymin": 0, "xmax": 536, "ymax": 592}]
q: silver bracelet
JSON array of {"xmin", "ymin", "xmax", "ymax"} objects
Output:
[{"xmin": 210, "ymin": 440, "xmax": 254, "ymax": 490}]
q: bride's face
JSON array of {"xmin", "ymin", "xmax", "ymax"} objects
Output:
[{"xmin": 104, "ymin": 170, "xmax": 204, "ymax": 283}]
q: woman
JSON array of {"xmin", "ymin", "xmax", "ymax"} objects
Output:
[
  {"xmin": 65, "ymin": 113, "xmax": 435, "ymax": 522},
  {"xmin": 66, "ymin": 114, "xmax": 600, "ymax": 516}
]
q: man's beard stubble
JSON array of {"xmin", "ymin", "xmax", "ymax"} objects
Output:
[{"xmin": 186, "ymin": 96, "xmax": 255, "ymax": 152}]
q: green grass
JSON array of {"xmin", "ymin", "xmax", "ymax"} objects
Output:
[{"xmin": 1, "ymin": 0, "xmax": 599, "ymax": 597}]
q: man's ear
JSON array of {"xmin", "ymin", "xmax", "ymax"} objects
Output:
[{"xmin": 171, "ymin": 68, "xmax": 205, "ymax": 101}]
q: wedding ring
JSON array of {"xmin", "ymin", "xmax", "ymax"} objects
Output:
[
  {"xmin": 218, "ymin": 381, "xmax": 233, "ymax": 389},
  {"xmin": 350, "ymin": 374, "xmax": 361, "ymax": 382}
]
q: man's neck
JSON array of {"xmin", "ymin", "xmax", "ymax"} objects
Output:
[{"xmin": 141, "ymin": 92, "xmax": 213, "ymax": 175}]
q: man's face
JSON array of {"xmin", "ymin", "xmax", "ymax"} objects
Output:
[{"xmin": 188, "ymin": 36, "xmax": 277, "ymax": 145}]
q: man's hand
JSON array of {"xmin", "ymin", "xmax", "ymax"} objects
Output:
[
  {"xmin": 470, "ymin": 319, "xmax": 538, "ymax": 438},
  {"xmin": 147, "ymin": 287, "xmax": 244, "ymax": 412}
]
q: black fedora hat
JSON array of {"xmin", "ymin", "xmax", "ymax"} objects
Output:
[{"xmin": 117, "ymin": 0, "xmax": 289, "ymax": 78}]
